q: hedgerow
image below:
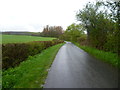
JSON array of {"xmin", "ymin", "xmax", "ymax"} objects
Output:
[{"xmin": 2, "ymin": 39, "xmax": 64, "ymax": 69}]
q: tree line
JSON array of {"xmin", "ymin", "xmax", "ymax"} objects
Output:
[
  {"xmin": 60, "ymin": 1, "xmax": 120, "ymax": 55},
  {"xmin": 40, "ymin": 25, "xmax": 64, "ymax": 38},
  {"xmin": 39, "ymin": 1, "xmax": 119, "ymax": 55}
]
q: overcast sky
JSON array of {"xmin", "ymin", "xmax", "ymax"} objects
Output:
[{"xmin": 0, "ymin": 0, "xmax": 100, "ymax": 32}]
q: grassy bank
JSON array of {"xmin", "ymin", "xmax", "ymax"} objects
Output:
[
  {"xmin": 74, "ymin": 43, "xmax": 119, "ymax": 68},
  {"xmin": 2, "ymin": 35, "xmax": 56, "ymax": 44},
  {"xmin": 2, "ymin": 43, "xmax": 64, "ymax": 88}
]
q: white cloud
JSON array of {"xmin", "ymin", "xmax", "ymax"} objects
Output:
[{"xmin": 0, "ymin": 0, "xmax": 96, "ymax": 32}]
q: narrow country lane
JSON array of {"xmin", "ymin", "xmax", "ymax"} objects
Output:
[{"xmin": 44, "ymin": 42, "xmax": 118, "ymax": 88}]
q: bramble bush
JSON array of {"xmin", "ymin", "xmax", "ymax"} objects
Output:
[{"xmin": 2, "ymin": 39, "xmax": 64, "ymax": 69}]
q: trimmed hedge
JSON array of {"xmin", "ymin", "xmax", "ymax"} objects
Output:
[{"xmin": 2, "ymin": 39, "xmax": 64, "ymax": 69}]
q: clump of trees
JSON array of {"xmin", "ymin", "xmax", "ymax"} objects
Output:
[
  {"xmin": 61, "ymin": 1, "xmax": 119, "ymax": 55},
  {"xmin": 76, "ymin": 1, "xmax": 119, "ymax": 54},
  {"xmin": 41, "ymin": 25, "xmax": 64, "ymax": 38},
  {"xmin": 59, "ymin": 23, "xmax": 86, "ymax": 43}
]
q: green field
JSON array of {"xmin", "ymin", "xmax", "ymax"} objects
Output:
[
  {"xmin": 3, "ymin": 43, "xmax": 64, "ymax": 88},
  {"xmin": 2, "ymin": 35, "xmax": 56, "ymax": 44}
]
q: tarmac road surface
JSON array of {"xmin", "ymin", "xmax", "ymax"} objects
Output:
[{"xmin": 44, "ymin": 42, "xmax": 118, "ymax": 88}]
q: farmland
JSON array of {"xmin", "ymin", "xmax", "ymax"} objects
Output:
[
  {"xmin": 2, "ymin": 34, "xmax": 64, "ymax": 88},
  {"xmin": 2, "ymin": 35, "xmax": 56, "ymax": 44}
]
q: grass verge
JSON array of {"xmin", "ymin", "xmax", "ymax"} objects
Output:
[
  {"xmin": 2, "ymin": 43, "xmax": 64, "ymax": 88},
  {"xmin": 74, "ymin": 42, "xmax": 119, "ymax": 68}
]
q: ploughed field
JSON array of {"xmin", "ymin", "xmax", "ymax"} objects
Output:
[{"xmin": 2, "ymin": 35, "xmax": 56, "ymax": 44}]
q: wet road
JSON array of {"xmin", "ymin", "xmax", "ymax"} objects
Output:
[{"xmin": 44, "ymin": 42, "xmax": 118, "ymax": 88}]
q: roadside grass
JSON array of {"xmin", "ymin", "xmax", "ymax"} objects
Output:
[
  {"xmin": 0, "ymin": 70, "xmax": 1, "ymax": 89},
  {"xmin": 2, "ymin": 43, "xmax": 64, "ymax": 88},
  {"xmin": 74, "ymin": 43, "xmax": 119, "ymax": 68},
  {"xmin": 2, "ymin": 35, "xmax": 56, "ymax": 44}
]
